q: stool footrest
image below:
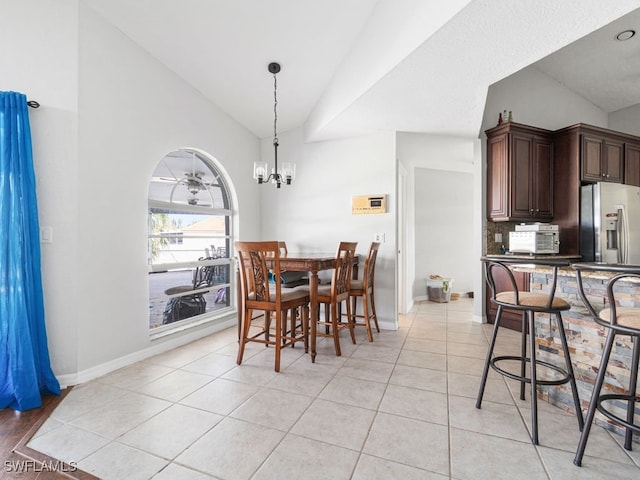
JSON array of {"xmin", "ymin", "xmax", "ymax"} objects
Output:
[
  {"xmin": 490, "ymin": 355, "xmax": 572, "ymax": 387},
  {"xmin": 597, "ymin": 393, "xmax": 640, "ymax": 435}
]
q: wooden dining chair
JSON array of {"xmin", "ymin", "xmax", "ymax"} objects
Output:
[
  {"xmin": 298, "ymin": 241, "xmax": 357, "ymax": 356},
  {"xmin": 346, "ymin": 242, "xmax": 380, "ymax": 342},
  {"xmin": 235, "ymin": 241, "xmax": 310, "ymax": 372}
]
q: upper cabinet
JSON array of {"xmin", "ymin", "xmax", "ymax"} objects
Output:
[
  {"xmin": 581, "ymin": 133, "xmax": 624, "ymax": 183},
  {"xmin": 486, "ymin": 122, "xmax": 553, "ymax": 222},
  {"xmin": 625, "ymin": 142, "xmax": 640, "ymax": 187},
  {"xmin": 553, "ymin": 124, "xmax": 632, "ymax": 185},
  {"xmin": 551, "ymin": 124, "xmax": 640, "ymax": 255}
]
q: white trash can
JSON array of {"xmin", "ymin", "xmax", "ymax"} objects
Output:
[{"xmin": 426, "ymin": 277, "xmax": 453, "ymax": 303}]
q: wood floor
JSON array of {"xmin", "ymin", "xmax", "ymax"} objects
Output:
[{"xmin": 0, "ymin": 388, "xmax": 96, "ymax": 480}]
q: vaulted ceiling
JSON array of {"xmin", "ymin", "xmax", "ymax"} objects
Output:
[{"xmin": 82, "ymin": 0, "xmax": 640, "ymax": 141}]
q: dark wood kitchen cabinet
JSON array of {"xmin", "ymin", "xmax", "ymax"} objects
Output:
[
  {"xmin": 552, "ymin": 123, "xmax": 640, "ymax": 255},
  {"xmin": 486, "ymin": 122, "xmax": 553, "ymax": 222},
  {"xmin": 581, "ymin": 134, "xmax": 624, "ymax": 183},
  {"xmin": 625, "ymin": 142, "xmax": 640, "ymax": 187}
]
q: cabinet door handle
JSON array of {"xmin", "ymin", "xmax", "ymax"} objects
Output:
[{"xmin": 535, "ymin": 209, "xmax": 539, "ymax": 212}]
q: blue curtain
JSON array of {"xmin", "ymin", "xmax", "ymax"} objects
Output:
[{"xmin": 0, "ymin": 91, "xmax": 60, "ymax": 411}]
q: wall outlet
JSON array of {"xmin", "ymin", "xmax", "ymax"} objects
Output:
[
  {"xmin": 374, "ymin": 232, "xmax": 385, "ymax": 243},
  {"xmin": 40, "ymin": 226, "xmax": 53, "ymax": 244},
  {"xmin": 494, "ymin": 233, "xmax": 502, "ymax": 243}
]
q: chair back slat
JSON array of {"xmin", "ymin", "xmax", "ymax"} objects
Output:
[
  {"xmin": 236, "ymin": 241, "xmax": 280, "ymax": 305},
  {"xmin": 332, "ymin": 241, "xmax": 357, "ymax": 299}
]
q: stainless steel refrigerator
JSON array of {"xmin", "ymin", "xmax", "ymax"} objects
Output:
[{"xmin": 581, "ymin": 182, "xmax": 640, "ymax": 264}]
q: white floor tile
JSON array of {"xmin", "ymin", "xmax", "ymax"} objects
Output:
[
  {"xmin": 132, "ymin": 369, "xmax": 214, "ymax": 402},
  {"xmin": 353, "ymin": 454, "xmax": 448, "ymax": 480},
  {"xmin": 252, "ymin": 434, "xmax": 359, "ymax": 480},
  {"xmin": 450, "ymin": 427, "xmax": 548, "ymax": 480},
  {"xmin": 290, "ymin": 398, "xmax": 375, "ymax": 450},
  {"xmin": 78, "ymin": 442, "xmax": 168, "ymax": 480},
  {"xmin": 26, "ymin": 299, "xmax": 640, "ymax": 480},
  {"xmin": 363, "ymin": 412, "xmax": 449, "ymax": 474},
  {"xmin": 69, "ymin": 392, "xmax": 171, "ymax": 439},
  {"xmin": 175, "ymin": 417, "xmax": 284, "ymax": 480},
  {"xmin": 179, "ymin": 377, "xmax": 259, "ymax": 415},
  {"xmin": 229, "ymin": 387, "xmax": 313, "ymax": 431},
  {"xmin": 118, "ymin": 404, "xmax": 223, "ymax": 459},
  {"xmin": 27, "ymin": 423, "xmax": 110, "ymax": 464}
]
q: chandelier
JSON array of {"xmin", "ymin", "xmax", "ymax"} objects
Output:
[{"xmin": 253, "ymin": 62, "xmax": 295, "ymax": 188}]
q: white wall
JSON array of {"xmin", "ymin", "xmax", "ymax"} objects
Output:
[
  {"xmin": 73, "ymin": 4, "xmax": 263, "ymax": 379},
  {"xmin": 396, "ymin": 133, "xmax": 476, "ymax": 300},
  {"xmin": 609, "ymin": 103, "xmax": 640, "ymax": 137},
  {"xmin": 482, "ymin": 65, "xmax": 608, "ymax": 134},
  {"xmin": 260, "ymin": 129, "xmax": 398, "ymax": 329},
  {"xmin": 1, "ymin": 0, "xmax": 80, "ymax": 377},
  {"xmin": 1, "ymin": 0, "xmax": 263, "ymax": 385}
]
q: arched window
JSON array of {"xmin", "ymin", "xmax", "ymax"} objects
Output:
[{"xmin": 147, "ymin": 149, "xmax": 234, "ymax": 334}]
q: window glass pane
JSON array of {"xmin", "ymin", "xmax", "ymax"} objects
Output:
[{"xmin": 148, "ymin": 149, "xmax": 233, "ymax": 331}]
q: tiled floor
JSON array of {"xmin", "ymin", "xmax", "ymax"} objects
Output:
[{"xmin": 28, "ymin": 299, "xmax": 640, "ymax": 479}]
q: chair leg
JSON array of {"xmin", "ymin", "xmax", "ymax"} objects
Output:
[
  {"xmin": 237, "ymin": 307, "xmax": 252, "ymax": 365},
  {"xmin": 274, "ymin": 311, "xmax": 282, "ymax": 372},
  {"xmin": 369, "ymin": 289, "xmax": 380, "ymax": 333},
  {"xmin": 345, "ymin": 298, "xmax": 356, "ymax": 344},
  {"xmin": 264, "ymin": 312, "xmax": 271, "ymax": 346},
  {"xmin": 330, "ymin": 301, "xmax": 342, "ymax": 356},
  {"xmin": 362, "ymin": 293, "xmax": 373, "ymax": 342},
  {"xmin": 303, "ymin": 305, "xmax": 309, "ymax": 353},
  {"xmin": 477, "ymin": 305, "xmax": 502, "ymax": 409},
  {"xmin": 555, "ymin": 312, "xmax": 584, "ymax": 431},
  {"xmin": 624, "ymin": 335, "xmax": 640, "ymax": 450},
  {"xmin": 528, "ymin": 310, "xmax": 539, "ymax": 445},
  {"xmin": 574, "ymin": 330, "xmax": 617, "ymax": 466}
]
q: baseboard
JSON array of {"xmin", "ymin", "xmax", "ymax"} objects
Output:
[{"xmin": 55, "ymin": 316, "xmax": 237, "ymax": 388}]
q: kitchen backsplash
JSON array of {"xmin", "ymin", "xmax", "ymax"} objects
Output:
[{"xmin": 486, "ymin": 221, "xmax": 519, "ymax": 254}]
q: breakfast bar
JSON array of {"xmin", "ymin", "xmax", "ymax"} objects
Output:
[{"xmin": 487, "ymin": 256, "xmax": 640, "ymax": 438}]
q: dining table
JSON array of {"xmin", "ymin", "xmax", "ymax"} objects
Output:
[{"xmin": 236, "ymin": 252, "xmax": 359, "ymax": 363}]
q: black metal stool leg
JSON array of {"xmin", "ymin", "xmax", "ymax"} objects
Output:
[
  {"xmin": 555, "ymin": 312, "xmax": 584, "ymax": 431},
  {"xmin": 520, "ymin": 310, "xmax": 528, "ymax": 401},
  {"xmin": 528, "ymin": 310, "xmax": 539, "ymax": 445},
  {"xmin": 624, "ymin": 335, "xmax": 640, "ymax": 450},
  {"xmin": 477, "ymin": 305, "xmax": 503, "ymax": 409},
  {"xmin": 574, "ymin": 330, "xmax": 617, "ymax": 466}
]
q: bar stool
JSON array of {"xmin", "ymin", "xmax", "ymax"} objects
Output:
[
  {"xmin": 573, "ymin": 262, "xmax": 640, "ymax": 467},
  {"xmin": 477, "ymin": 256, "xmax": 584, "ymax": 445}
]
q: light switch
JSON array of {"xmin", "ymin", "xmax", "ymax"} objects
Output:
[
  {"xmin": 495, "ymin": 233, "xmax": 502, "ymax": 243},
  {"xmin": 374, "ymin": 233, "xmax": 385, "ymax": 243}
]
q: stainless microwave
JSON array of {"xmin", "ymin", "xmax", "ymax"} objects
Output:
[{"xmin": 509, "ymin": 231, "xmax": 559, "ymax": 254}]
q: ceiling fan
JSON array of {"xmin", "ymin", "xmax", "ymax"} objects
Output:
[
  {"xmin": 151, "ymin": 151, "xmax": 221, "ymax": 207},
  {"xmin": 173, "ymin": 172, "xmax": 215, "ymax": 207}
]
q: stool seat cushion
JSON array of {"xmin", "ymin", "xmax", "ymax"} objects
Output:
[
  {"xmin": 599, "ymin": 307, "xmax": 640, "ymax": 329},
  {"xmin": 496, "ymin": 291, "xmax": 570, "ymax": 310}
]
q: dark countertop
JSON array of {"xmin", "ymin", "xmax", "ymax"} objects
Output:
[{"xmin": 484, "ymin": 254, "xmax": 582, "ymax": 261}]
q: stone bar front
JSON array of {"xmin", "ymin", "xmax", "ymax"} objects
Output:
[{"xmin": 522, "ymin": 265, "xmax": 639, "ymax": 438}]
